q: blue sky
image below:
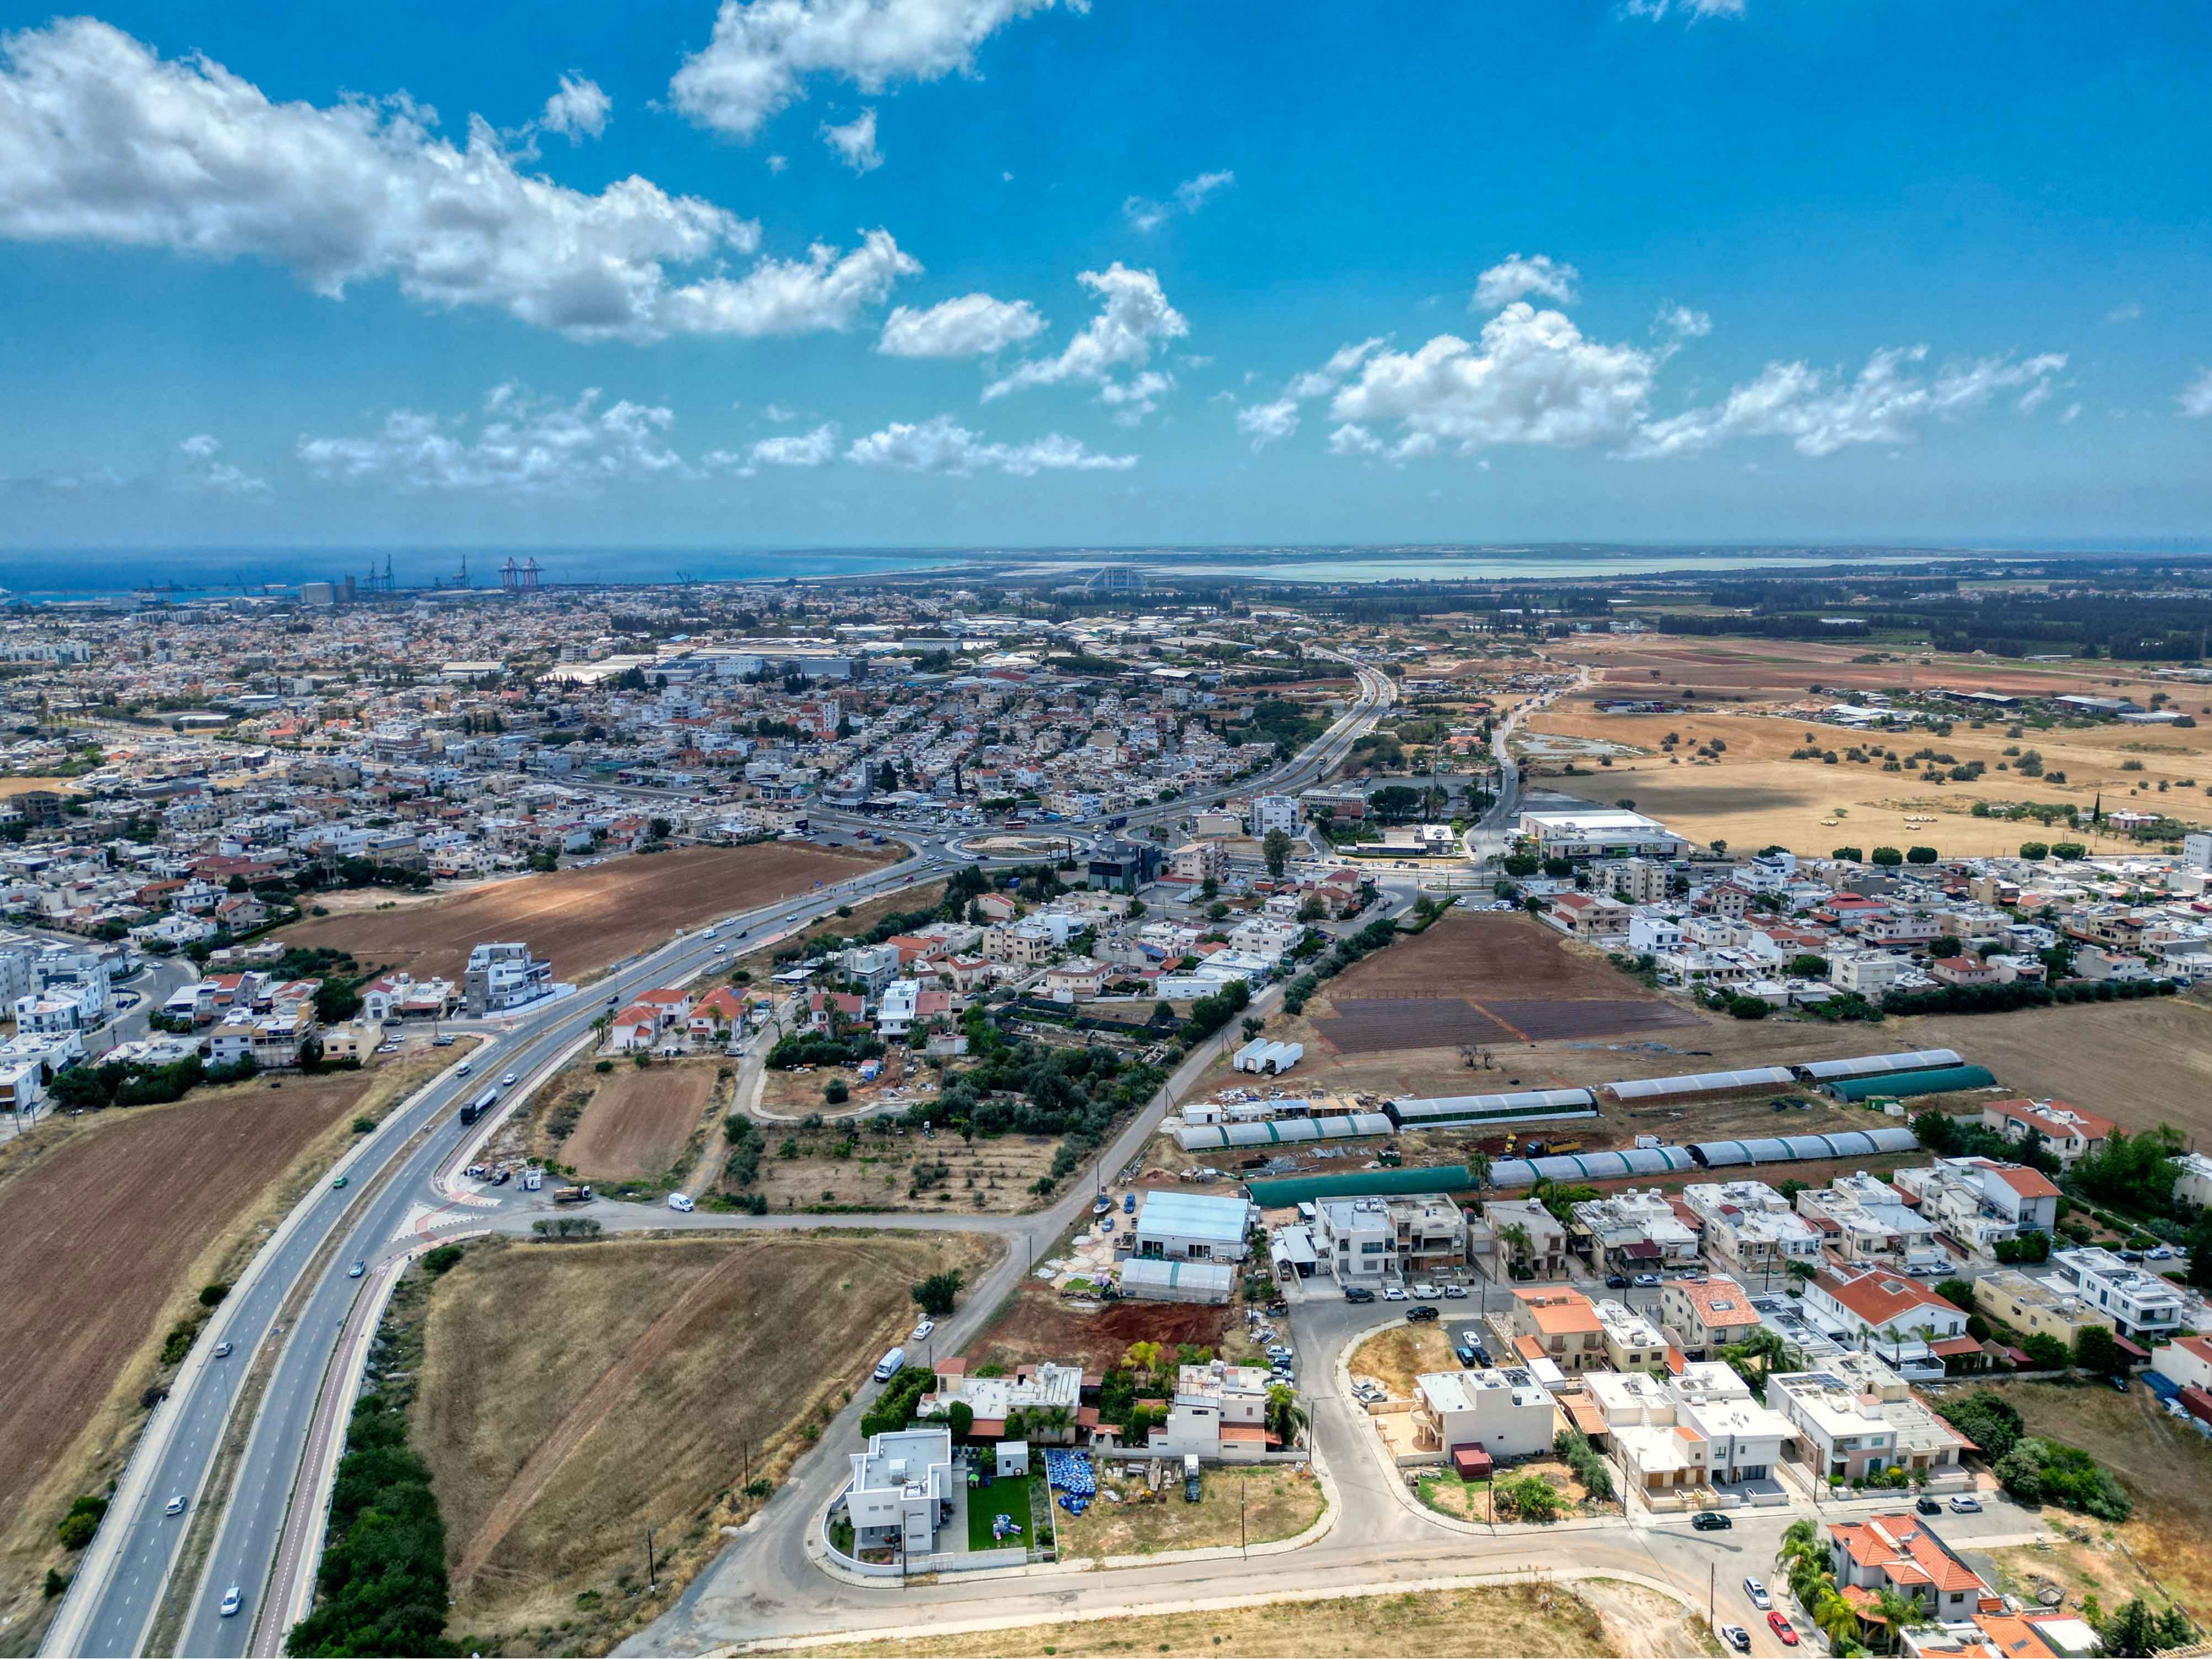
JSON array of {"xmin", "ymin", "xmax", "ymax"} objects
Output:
[{"xmin": 1, "ymin": 0, "xmax": 2208, "ymax": 552}]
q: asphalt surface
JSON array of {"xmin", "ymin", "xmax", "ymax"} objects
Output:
[{"xmin": 52, "ymin": 656, "xmax": 1397, "ymax": 1657}]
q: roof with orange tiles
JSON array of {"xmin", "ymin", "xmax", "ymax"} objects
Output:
[
  {"xmin": 1983, "ymin": 1097, "xmax": 2116, "ymax": 1142},
  {"xmin": 1665, "ymin": 1276, "xmax": 1758, "ymax": 1326},
  {"xmin": 1512, "ymin": 1288, "xmax": 1600, "ymax": 1334},
  {"xmin": 1970, "ymin": 1158, "xmax": 2062, "ymax": 1200},
  {"xmin": 1817, "ymin": 1266, "xmax": 1963, "ymax": 1327}
]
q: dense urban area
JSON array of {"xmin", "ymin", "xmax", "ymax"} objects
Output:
[{"xmin": 10, "ymin": 556, "xmax": 2212, "ymax": 1659}]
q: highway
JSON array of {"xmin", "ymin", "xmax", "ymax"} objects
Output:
[{"xmin": 47, "ymin": 656, "xmax": 1396, "ymax": 1657}]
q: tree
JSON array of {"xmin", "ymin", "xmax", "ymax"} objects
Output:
[
  {"xmin": 1264, "ymin": 1383, "xmax": 1307, "ymax": 1446},
  {"xmin": 1936, "ymin": 1278, "xmax": 1977, "ymax": 1315},
  {"xmin": 2073, "ymin": 1324, "xmax": 2123, "ymax": 1376},
  {"xmin": 1906, "ymin": 845, "xmax": 1938, "ymax": 864},
  {"xmin": 1831, "ymin": 846, "xmax": 1864, "ymax": 862},
  {"xmin": 2100, "ymin": 1598, "xmax": 2195, "ymax": 1657},
  {"xmin": 1871, "ymin": 1587, "xmax": 1924, "ymax": 1654},
  {"xmin": 1787, "ymin": 953, "xmax": 1831, "ymax": 978},
  {"xmin": 946, "ymin": 1402, "xmax": 975, "ymax": 1441},
  {"xmin": 1263, "ymin": 827, "xmax": 1294, "ymax": 879},
  {"xmin": 2018, "ymin": 841, "xmax": 2049, "ymax": 860},
  {"xmin": 1870, "ymin": 846, "xmax": 1904, "ymax": 867},
  {"xmin": 911, "ymin": 1270, "xmax": 965, "ymax": 1318},
  {"xmin": 824, "ymin": 1078, "xmax": 849, "ymax": 1104},
  {"xmin": 2187, "ymin": 1212, "xmax": 2212, "ymax": 1292},
  {"xmin": 2021, "ymin": 1332, "xmax": 2070, "ymax": 1370},
  {"xmin": 1928, "ymin": 935, "xmax": 1963, "ymax": 959}
]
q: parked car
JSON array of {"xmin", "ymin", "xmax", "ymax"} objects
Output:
[
  {"xmin": 1343, "ymin": 1285, "xmax": 1375, "ymax": 1304},
  {"xmin": 1744, "ymin": 1579, "xmax": 1771, "ymax": 1611},
  {"xmin": 1411, "ymin": 1281, "xmax": 1440, "ymax": 1299},
  {"xmin": 667, "ymin": 1193, "xmax": 696, "ymax": 1213},
  {"xmin": 1606, "ymin": 1274, "xmax": 1631, "ymax": 1289},
  {"xmin": 1720, "ymin": 1626, "xmax": 1751, "ymax": 1653},
  {"xmin": 1454, "ymin": 1344, "xmax": 1481, "ymax": 1368},
  {"xmin": 1768, "ymin": 1612, "xmax": 1799, "ymax": 1646},
  {"xmin": 1691, "ymin": 1511, "xmax": 1732, "ymax": 1532},
  {"xmin": 1383, "ymin": 1285, "xmax": 1407, "ymax": 1301},
  {"xmin": 873, "ymin": 1346, "xmax": 906, "ymax": 1382},
  {"xmin": 1442, "ymin": 1283, "xmax": 1468, "ymax": 1299},
  {"xmin": 1406, "ymin": 1304, "xmax": 1440, "ymax": 1323},
  {"xmin": 912, "ymin": 1319, "xmax": 937, "ymax": 1342},
  {"xmin": 2110, "ymin": 1374, "xmax": 2132, "ymax": 1394},
  {"xmin": 1632, "ymin": 1272, "xmax": 1662, "ymax": 1288},
  {"xmin": 1948, "ymin": 1495, "xmax": 1982, "ymax": 1513},
  {"xmin": 1917, "ymin": 1495, "xmax": 1942, "ymax": 1515}
]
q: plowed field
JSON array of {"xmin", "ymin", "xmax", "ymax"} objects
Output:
[{"xmin": 561, "ymin": 1063, "xmax": 723, "ymax": 1182}]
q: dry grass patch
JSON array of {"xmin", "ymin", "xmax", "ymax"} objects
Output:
[
  {"xmin": 791, "ymin": 1580, "xmax": 1655, "ymax": 1657},
  {"xmin": 1349, "ymin": 1324, "xmax": 1456, "ymax": 1399},
  {"xmin": 1054, "ymin": 1463, "xmax": 1323, "ymax": 1558},
  {"xmin": 557, "ymin": 1059, "xmax": 728, "ymax": 1185},
  {"xmin": 735, "ymin": 1124, "xmax": 1065, "ymax": 1215},
  {"xmin": 416, "ymin": 1229, "xmax": 995, "ymax": 1653}
]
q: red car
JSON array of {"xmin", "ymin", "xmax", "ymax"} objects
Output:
[{"xmin": 1768, "ymin": 1611, "xmax": 1800, "ymax": 1647}]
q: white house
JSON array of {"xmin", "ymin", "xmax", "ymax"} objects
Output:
[
  {"xmin": 2048, "ymin": 1247, "xmax": 2187, "ymax": 1343},
  {"xmin": 1805, "ymin": 1266, "xmax": 1970, "ymax": 1353},
  {"xmin": 1149, "ymin": 1359, "xmax": 1276, "ymax": 1462},
  {"xmin": 1413, "ymin": 1367, "xmax": 1556, "ymax": 1463},
  {"xmin": 843, "ymin": 1426, "xmax": 955, "ymax": 1557}
]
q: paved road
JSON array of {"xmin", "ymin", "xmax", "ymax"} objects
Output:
[{"xmin": 47, "ymin": 659, "xmax": 1397, "ymax": 1658}]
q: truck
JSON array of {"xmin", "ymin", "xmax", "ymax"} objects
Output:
[
  {"xmin": 1182, "ymin": 1453, "xmax": 1202, "ymax": 1502},
  {"xmin": 522, "ymin": 1169, "xmax": 543, "ymax": 1192},
  {"xmin": 1106, "ymin": 813, "xmax": 1128, "ymax": 829},
  {"xmin": 459, "ymin": 1085, "xmax": 498, "ymax": 1126},
  {"xmin": 552, "ymin": 1185, "xmax": 595, "ymax": 1204}
]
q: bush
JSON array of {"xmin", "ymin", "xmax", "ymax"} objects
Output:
[
  {"xmin": 1727, "ymin": 994, "xmax": 1770, "ymax": 1020},
  {"xmin": 55, "ymin": 1494, "xmax": 107, "ymax": 1551},
  {"xmin": 823, "ymin": 1078, "xmax": 849, "ymax": 1104},
  {"xmin": 911, "ymin": 1270, "xmax": 965, "ymax": 1317},
  {"xmin": 199, "ymin": 1281, "xmax": 231, "ymax": 1308},
  {"xmin": 422, "ymin": 1244, "xmax": 464, "ymax": 1275},
  {"xmin": 1994, "ymin": 1437, "xmax": 2132, "ymax": 1521},
  {"xmin": 286, "ymin": 1392, "xmax": 457, "ymax": 1655},
  {"xmin": 1870, "ymin": 846, "xmax": 1904, "ymax": 867},
  {"xmin": 859, "ymin": 1367, "xmax": 935, "ymax": 1438},
  {"xmin": 1907, "ymin": 845, "xmax": 1938, "ymax": 864},
  {"xmin": 2018, "ymin": 841, "xmax": 2048, "ymax": 860},
  {"xmin": 1935, "ymin": 1389, "xmax": 2023, "ymax": 1460},
  {"xmin": 2021, "ymin": 1333, "xmax": 2070, "ymax": 1370}
]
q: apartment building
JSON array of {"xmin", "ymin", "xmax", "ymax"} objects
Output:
[
  {"xmin": 1682, "ymin": 1180, "xmax": 1824, "ymax": 1279},
  {"xmin": 1483, "ymin": 1197, "xmax": 1570, "ymax": 1278},
  {"xmin": 1795, "ymin": 1173, "xmax": 1944, "ymax": 1273},
  {"xmin": 1766, "ymin": 1353, "xmax": 1969, "ymax": 1483},
  {"xmin": 1592, "ymin": 1297, "xmax": 1670, "ymax": 1371},
  {"xmin": 1505, "ymin": 1288, "xmax": 1607, "ymax": 1373},
  {"xmin": 1971, "ymin": 1269, "xmax": 2112, "ymax": 1351},
  {"xmin": 1315, "ymin": 1196, "xmax": 1465, "ymax": 1281},
  {"xmin": 1659, "ymin": 1275, "xmax": 1763, "ymax": 1361},
  {"xmin": 1413, "ymin": 1366, "xmax": 1556, "ymax": 1464},
  {"xmin": 2048, "ymin": 1247, "xmax": 2187, "ymax": 1343}
]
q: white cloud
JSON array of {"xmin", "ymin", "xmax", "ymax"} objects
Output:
[
  {"xmin": 2178, "ymin": 368, "xmax": 2212, "ymax": 419},
  {"xmin": 1628, "ymin": 346, "xmax": 2069, "ymax": 458},
  {"xmin": 1234, "ymin": 336, "xmax": 1385, "ymax": 450},
  {"xmin": 178, "ymin": 433, "xmax": 270, "ymax": 496},
  {"xmin": 1655, "ymin": 303, "xmax": 1711, "ymax": 338},
  {"xmin": 983, "ymin": 263, "xmax": 1188, "ymax": 418},
  {"xmin": 1329, "ymin": 303, "xmax": 1659, "ymax": 456},
  {"xmin": 878, "ymin": 291, "xmax": 1045, "ymax": 357},
  {"xmin": 766, "ymin": 153, "xmax": 788, "ymax": 172},
  {"xmin": 750, "ymin": 422, "xmax": 840, "ymax": 465},
  {"xmin": 821, "ymin": 106, "xmax": 881, "ymax": 172},
  {"xmin": 1622, "ymin": 0, "xmax": 1747, "ymax": 20},
  {"xmin": 0, "ymin": 18, "xmax": 917, "ymax": 343},
  {"xmin": 541, "ymin": 74, "xmax": 611, "ymax": 141},
  {"xmin": 845, "ymin": 412, "xmax": 1135, "ymax": 476},
  {"xmin": 1472, "ymin": 253, "xmax": 1579, "ymax": 311},
  {"xmin": 762, "ymin": 402, "xmax": 800, "ymax": 421},
  {"xmin": 671, "ymin": 0, "xmax": 1076, "ymax": 140},
  {"xmin": 2104, "ymin": 301, "xmax": 2143, "ymax": 325},
  {"xmin": 1123, "ymin": 167, "xmax": 1235, "ymax": 232},
  {"xmin": 297, "ymin": 384, "xmax": 691, "ymax": 493}
]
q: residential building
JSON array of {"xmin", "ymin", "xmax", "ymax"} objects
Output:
[
  {"xmin": 1766, "ymin": 1354, "xmax": 1969, "ymax": 1483},
  {"xmin": 1971, "ymin": 1269, "xmax": 2112, "ymax": 1352},
  {"xmin": 1977, "ymin": 1098, "xmax": 2115, "ymax": 1169},
  {"xmin": 1606, "ymin": 857, "xmax": 1671, "ymax": 905},
  {"xmin": 1806, "ymin": 1266, "xmax": 1971, "ymax": 1353},
  {"xmin": 2174, "ymin": 1151, "xmax": 2212, "ymax": 1209},
  {"xmin": 1315, "ymin": 1196, "xmax": 1465, "ymax": 1282},
  {"xmin": 1828, "ymin": 1513, "xmax": 2002, "ymax": 1625},
  {"xmin": 1413, "ymin": 1367, "xmax": 1556, "ymax": 1463},
  {"xmin": 1892, "ymin": 1158, "xmax": 2059, "ymax": 1254},
  {"xmin": 463, "ymin": 940, "xmax": 553, "ymax": 1015},
  {"xmin": 1572, "ymin": 1188, "xmax": 1702, "ymax": 1270},
  {"xmin": 1659, "ymin": 1275, "xmax": 1763, "ymax": 1361},
  {"xmin": 2048, "ymin": 1247, "xmax": 2187, "ymax": 1343},
  {"xmin": 843, "ymin": 1426, "xmax": 956, "ymax": 1558},
  {"xmin": 1682, "ymin": 1180, "xmax": 1824, "ymax": 1280},
  {"xmin": 1483, "ymin": 1197, "xmax": 1570, "ymax": 1278},
  {"xmin": 1149, "ymin": 1360, "xmax": 1275, "ymax": 1462},
  {"xmin": 1248, "ymin": 794, "xmax": 1299, "ymax": 837},
  {"xmin": 923, "ymin": 1357, "xmax": 1084, "ymax": 1443},
  {"xmin": 1668, "ymin": 1361, "xmax": 1794, "ymax": 1487},
  {"xmin": 1546, "ymin": 891, "xmax": 1632, "ymax": 940},
  {"xmin": 1796, "ymin": 1174, "xmax": 1944, "ymax": 1274},
  {"xmin": 1505, "ymin": 1287, "xmax": 1607, "ymax": 1373},
  {"xmin": 2148, "ymin": 1334, "xmax": 2212, "ymax": 1395},
  {"xmin": 1831, "ymin": 951, "xmax": 1912, "ymax": 997},
  {"xmin": 1592, "ymin": 1297, "xmax": 1669, "ymax": 1371}
]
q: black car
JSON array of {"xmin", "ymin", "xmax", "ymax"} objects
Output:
[
  {"xmin": 1690, "ymin": 1511, "xmax": 1733, "ymax": 1532},
  {"xmin": 1605, "ymin": 1274, "xmax": 1631, "ymax": 1289},
  {"xmin": 1916, "ymin": 1496, "xmax": 1942, "ymax": 1515},
  {"xmin": 1343, "ymin": 1285, "xmax": 1376, "ymax": 1304},
  {"xmin": 1407, "ymin": 1304, "xmax": 1440, "ymax": 1323}
]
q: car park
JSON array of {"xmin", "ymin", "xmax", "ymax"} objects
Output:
[
  {"xmin": 1744, "ymin": 1579, "xmax": 1771, "ymax": 1610},
  {"xmin": 1691, "ymin": 1511, "xmax": 1732, "ymax": 1531},
  {"xmin": 1768, "ymin": 1612, "xmax": 1799, "ymax": 1646}
]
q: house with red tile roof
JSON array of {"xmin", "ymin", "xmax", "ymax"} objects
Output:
[
  {"xmin": 1977, "ymin": 1098, "xmax": 2115, "ymax": 1169},
  {"xmin": 1829, "ymin": 1513, "xmax": 2001, "ymax": 1631}
]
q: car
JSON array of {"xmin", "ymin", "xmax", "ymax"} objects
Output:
[
  {"xmin": 713, "ymin": 944, "xmax": 727, "ymax": 955},
  {"xmin": 433, "ymin": 1033, "xmax": 456, "ymax": 1046},
  {"xmin": 1744, "ymin": 1578, "xmax": 1771, "ymax": 1611},
  {"xmin": 911, "ymin": 1319, "xmax": 937, "ymax": 1341},
  {"xmin": 1411, "ymin": 1281, "xmax": 1440, "ymax": 1299},
  {"xmin": 1691, "ymin": 1511, "xmax": 1733, "ymax": 1532},
  {"xmin": 213, "ymin": 1340, "xmax": 234, "ymax": 1358},
  {"xmin": 1443, "ymin": 1283, "xmax": 1468, "ymax": 1299},
  {"xmin": 501, "ymin": 1071, "xmax": 519, "ymax": 1087},
  {"xmin": 667, "ymin": 1192, "xmax": 696, "ymax": 1213},
  {"xmin": 165, "ymin": 1495, "xmax": 187, "ymax": 1516},
  {"xmin": 607, "ymin": 993, "xmax": 621, "ymax": 1006},
  {"xmin": 1407, "ymin": 1304, "xmax": 1440, "ymax": 1323},
  {"xmin": 456, "ymin": 1061, "xmax": 472, "ymax": 1076},
  {"xmin": 332, "ymin": 1174, "xmax": 348, "ymax": 1189},
  {"xmin": 220, "ymin": 1586, "xmax": 243, "ymax": 1619},
  {"xmin": 2148, "ymin": 1245, "xmax": 2175, "ymax": 1260},
  {"xmin": 2108, "ymin": 1372, "xmax": 2132, "ymax": 1393},
  {"xmin": 873, "ymin": 1346, "xmax": 906, "ymax": 1382},
  {"xmin": 1633, "ymin": 1272, "xmax": 1662, "ymax": 1288},
  {"xmin": 348, "ymin": 1260, "xmax": 366, "ymax": 1278},
  {"xmin": 1720, "ymin": 1625, "xmax": 1751, "ymax": 1653},
  {"xmin": 1606, "ymin": 1274, "xmax": 1631, "ymax": 1289},
  {"xmin": 1768, "ymin": 1612, "xmax": 1799, "ymax": 1646},
  {"xmin": 1454, "ymin": 1344, "xmax": 1481, "ymax": 1367},
  {"xmin": 1343, "ymin": 1285, "xmax": 1375, "ymax": 1304},
  {"xmin": 1948, "ymin": 1495, "xmax": 1982, "ymax": 1513},
  {"xmin": 1917, "ymin": 1495, "xmax": 1943, "ymax": 1514},
  {"xmin": 1383, "ymin": 1285, "xmax": 1407, "ymax": 1301}
]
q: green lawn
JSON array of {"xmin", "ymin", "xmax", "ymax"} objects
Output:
[{"xmin": 967, "ymin": 1471, "xmax": 1035, "ymax": 1552}]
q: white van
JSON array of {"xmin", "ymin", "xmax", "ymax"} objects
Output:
[
  {"xmin": 667, "ymin": 1192, "xmax": 696, "ymax": 1213},
  {"xmin": 873, "ymin": 1345, "xmax": 906, "ymax": 1382}
]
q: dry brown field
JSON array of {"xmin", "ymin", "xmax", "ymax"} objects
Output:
[
  {"xmin": 1963, "ymin": 1379, "xmax": 2212, "ymax": 1619},
  {"xmin": 967, "ymin": 1280, "xmax": 1239, "ymax": 1374},
  {"xmin": 1054, "ymin": 1464, "xmax": 1323, "ymax": 1558},
  {"xmin": 1905, "ymin": 997, "xmax": 2212, "ymax": 1143},
  {"xmin": 0, "ymin": 1058, "xmax": 438, "ymax": 1636},
  {"xmin": 279, "ymin": 843, "xmax": 894, "ymax": 983},
  {"xmin": 728, "ymin": 1123, "xmax": 1065, "ymax": 1215},
  {"xmin": 1349, "ymin": 1324, "xmax": 1457, "ymax": 1398},
  {"xmin": 1524, "ymin": 634, "xmax": 2212, "ymax": 855},
  {"xmin": 560, "ymin": 1061, "xmax": 726, "ymax": 1182},
  {"xmin": 415, "ymin": 1231, "xmax": 992, "ymax": 1653},
  {"xmin": 803, "ymin": 1579, "xmax": 1701, "ymax": 1658},
  {"xmin": 772, "ymin": 880, "xmax": 949, "ymax": 959}
]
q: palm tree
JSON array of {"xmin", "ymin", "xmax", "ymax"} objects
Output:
[
  {"xmin": 1871, "ymin": 1587, "xmax": 1923, "ymax": 1655},
  {"xmin": 1814, "ymin": 1589, "xmax": 1863, "ymax": 1650},
  {"xmin": 1265, "ymin": 1383, "xmax": 1307, "ymax": 1447}
]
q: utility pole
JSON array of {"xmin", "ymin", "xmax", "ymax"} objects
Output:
[
  {"xmin": 646, "ymin": 1527, "xmax": 658, "ymax": 1592},
  {"xmin": 1241, "ymin": 1480, "xmax": 1247, "ymax": 1557},
  {"xmin": 1708, "ymin": 1562, "xmax": 1715, "ymax": 1631}
]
